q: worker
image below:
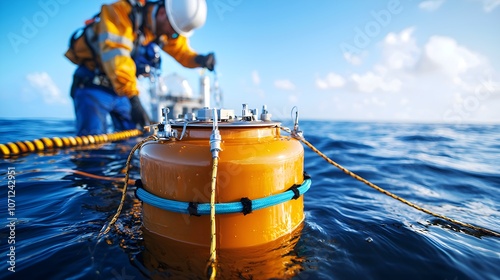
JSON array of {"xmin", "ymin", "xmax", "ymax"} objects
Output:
[{"xmin": 65, "ymin": 0, "xmax": 215, "ymax": 136}]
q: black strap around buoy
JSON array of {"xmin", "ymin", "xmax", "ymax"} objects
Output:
[
  {"xmin": 133, "ymin": 179, "xmax": 143, "ymax": 200},
  {"xmin": 240, "ymin": 197, "xmax": 252, "ymax": 215},
  {"xmin": 288, "ymin": 171, "xmax": 311, "ymax": 200},
  {"xmin": 134, "ymin": 179, "xmax": 143, "ymax": 188},
  {"xmin": 188, "ymin": 202, "xmax": 201, "ymax": 216},
  {"xmin": 288, "ymin": 185, "xmax": 301, "ymax": 200}
]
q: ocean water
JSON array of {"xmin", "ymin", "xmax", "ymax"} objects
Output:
[{"xmin": 0, "ymin": 119, "xmax": 499, "ymax": 279}]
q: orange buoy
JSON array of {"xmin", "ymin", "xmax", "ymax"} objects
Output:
[
  {"xmin": 139, "ymin": 106, "xmax": 306, "ymax": 249},
  {"xmin": 142, "ymin": 224, "xmax": 304, "ymax": 279}
]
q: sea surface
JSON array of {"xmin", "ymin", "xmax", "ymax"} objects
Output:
[{"xmin": 0, "ymin": 119, "xmax": 499, "ymax": 279}]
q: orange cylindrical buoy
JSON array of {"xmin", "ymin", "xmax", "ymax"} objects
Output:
[
  {"xmin": 141, "ymin": 224, "xmax": 304, "ymax": 279},
  {"xmin": 139, "ymin": 121, "xmax": 305, "ymax": 249}
]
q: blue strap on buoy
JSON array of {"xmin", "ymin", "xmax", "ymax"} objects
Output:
[{"xmin": 135, "ymin": 178, "xmax": 312, "ymax": 215}]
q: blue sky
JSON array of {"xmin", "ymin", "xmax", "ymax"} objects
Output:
[{"xmin": 1, "ymin": 0, "xmax": 499, "ymax": 124}]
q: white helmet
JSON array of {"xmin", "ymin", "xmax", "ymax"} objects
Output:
[{"xmin": 165, "ymin": 0, "xmax": 207, "ymax": 37}]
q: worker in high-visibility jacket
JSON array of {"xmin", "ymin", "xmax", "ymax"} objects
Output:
[{"xmin": 65, "ymin": 0, "xmax": 215, "ymax": 136}]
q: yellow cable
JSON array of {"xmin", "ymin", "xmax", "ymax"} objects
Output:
[
  {"xmin": 208, "ymin": 156, "xmax": 218, "ymax": 280},
  {"xmin": 0, "ymin": 129, "xmax": 142, "ymax": 157},
  {"xmin": 283, "ymin": 127, "xmax": 500, "ymax": 238},
  {"xmin": 0, "ymin": 144, "xmax": 10, "ymax": 156},
  {"xmin": 100, "ymin": 135, "xmax": 158, "ymax": 236}
]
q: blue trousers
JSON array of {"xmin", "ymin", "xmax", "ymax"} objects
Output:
[{"xmin": 73, "ymin": 86, "xmax": 136, "ymax": 136}]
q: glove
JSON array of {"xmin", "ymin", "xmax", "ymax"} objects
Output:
[
  {"xmin": 134, "ymin": 43, "xmax": 161, "ymax": 77},
  {"xmin": 129, "ymin": 95, "xmax": 150, "ymax": 128},
  {"xmin": 195, "ymin": 52, "xmax": 215, "ymax": 71}
]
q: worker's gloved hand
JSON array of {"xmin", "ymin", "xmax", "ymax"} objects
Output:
[
  {"xmin": 129, "ymin": 95, "xmax": 150, "ymax": 129},
  {"xmin": 134, "ymin": 42, "xmax": 161, "ymax": 77},
  {"xmin": 195, "ymin": 52, "xmax": 215, "ymax": 71}
]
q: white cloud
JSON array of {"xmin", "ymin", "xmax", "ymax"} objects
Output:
[
  {"xmin": 274, "ymin": 79, "xmax": 296, "ymax": 91},
  {"xmin": 316, "ymin": 73, "xmax": 346, "ymax": 89},
  {"xmin": 316, "ymin": 27, "xmax": 500, "ymax": 123},
  {"xmin": 365, "ymin": 96, "xmax": 387, "ymax": 107},
  {"xmin": 343, "ymin": 52, "xmax": 364, "ymax": 66},
  {"xmin": 383, "ymin": 27, "xmax": 420, "ymax": 70},
  {"xmin": 251, "ymin": 70, "xmax": 260, "ymax": 85},
  {"xmin": 328, "ymin": 28, "xmax": 488, "ymax": 94},
  {"xmin": 470, "ymin": 0, "xmax": 500, "ymax": 12},
  {"xmin": 419, "ymin": 0, "xmax": 446, "ymax": 11},
  {"xmin": 422, "ymin": 36, "xmax": 483, "ymax": 78},
  {"xmin": 26, "ymin": 72, "xmax": 67, "ymax": 104},
  {"xmin": 351, "ymin": 71, "xmax": 402, "ymax": 93},
  {"xmin": 418, "ymin": 0, "xmax": 500, "ymax": 14}
]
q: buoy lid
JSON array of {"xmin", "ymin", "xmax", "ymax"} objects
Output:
[{"xmin": 150, "ymin": 104, "xmax": 280, "ymax": 137}]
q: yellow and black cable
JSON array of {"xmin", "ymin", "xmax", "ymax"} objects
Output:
[{"xmin": 0, "ymin": 129, "xmax": 143, "ymax": 157}]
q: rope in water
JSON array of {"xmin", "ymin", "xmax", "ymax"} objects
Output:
[
  {"xmin": 0, "ymin": 129, "xmax": 143, "ymax": 157},
  {"xmin": 281, "ymin": 126, "xmax": 500, "ymax": 238},
  {"xmin": 100, "ymin": 134, "xmax": 158, "ymax": 236},
  {"xmin": 54, "ymin": 169, "xmax": 136, "ymax": 185}
]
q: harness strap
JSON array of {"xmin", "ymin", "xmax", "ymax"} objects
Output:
[
  {"xmin": 128, "ymin": 0, "xmax": 146, "ymax": 58},
  {"xmin": 68, "ymin": 2, "xmax": 146, "ymax": 69}
]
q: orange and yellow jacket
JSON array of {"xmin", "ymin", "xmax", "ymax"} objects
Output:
[{"xmin": 65, "ymin": 0, "xmax": 200, "ymax": 98}]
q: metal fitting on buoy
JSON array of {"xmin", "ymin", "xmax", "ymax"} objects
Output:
[
  {"xmin": 210, "ymin": 108, "xmax": 222, "ymax": 158},
  {"xmin": 291, "ymin": 106, "xmax": 303, "ymax": 139},
  {"xmin": 153, "ymin": 108, "xmax": 175, "ymax": 140},
  {"xmin": 260, "ymin": 105, "xmax": 272, "ymax": 121}
]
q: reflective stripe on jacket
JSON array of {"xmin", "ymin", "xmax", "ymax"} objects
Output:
[{"xmin": 65, "ymin": 0, "xmax": 199, "ymax": 98}]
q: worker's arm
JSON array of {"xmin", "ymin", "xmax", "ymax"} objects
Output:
[{"xmin": 98, "ymin": 2, "xmax": 139, "ymax": 97}]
